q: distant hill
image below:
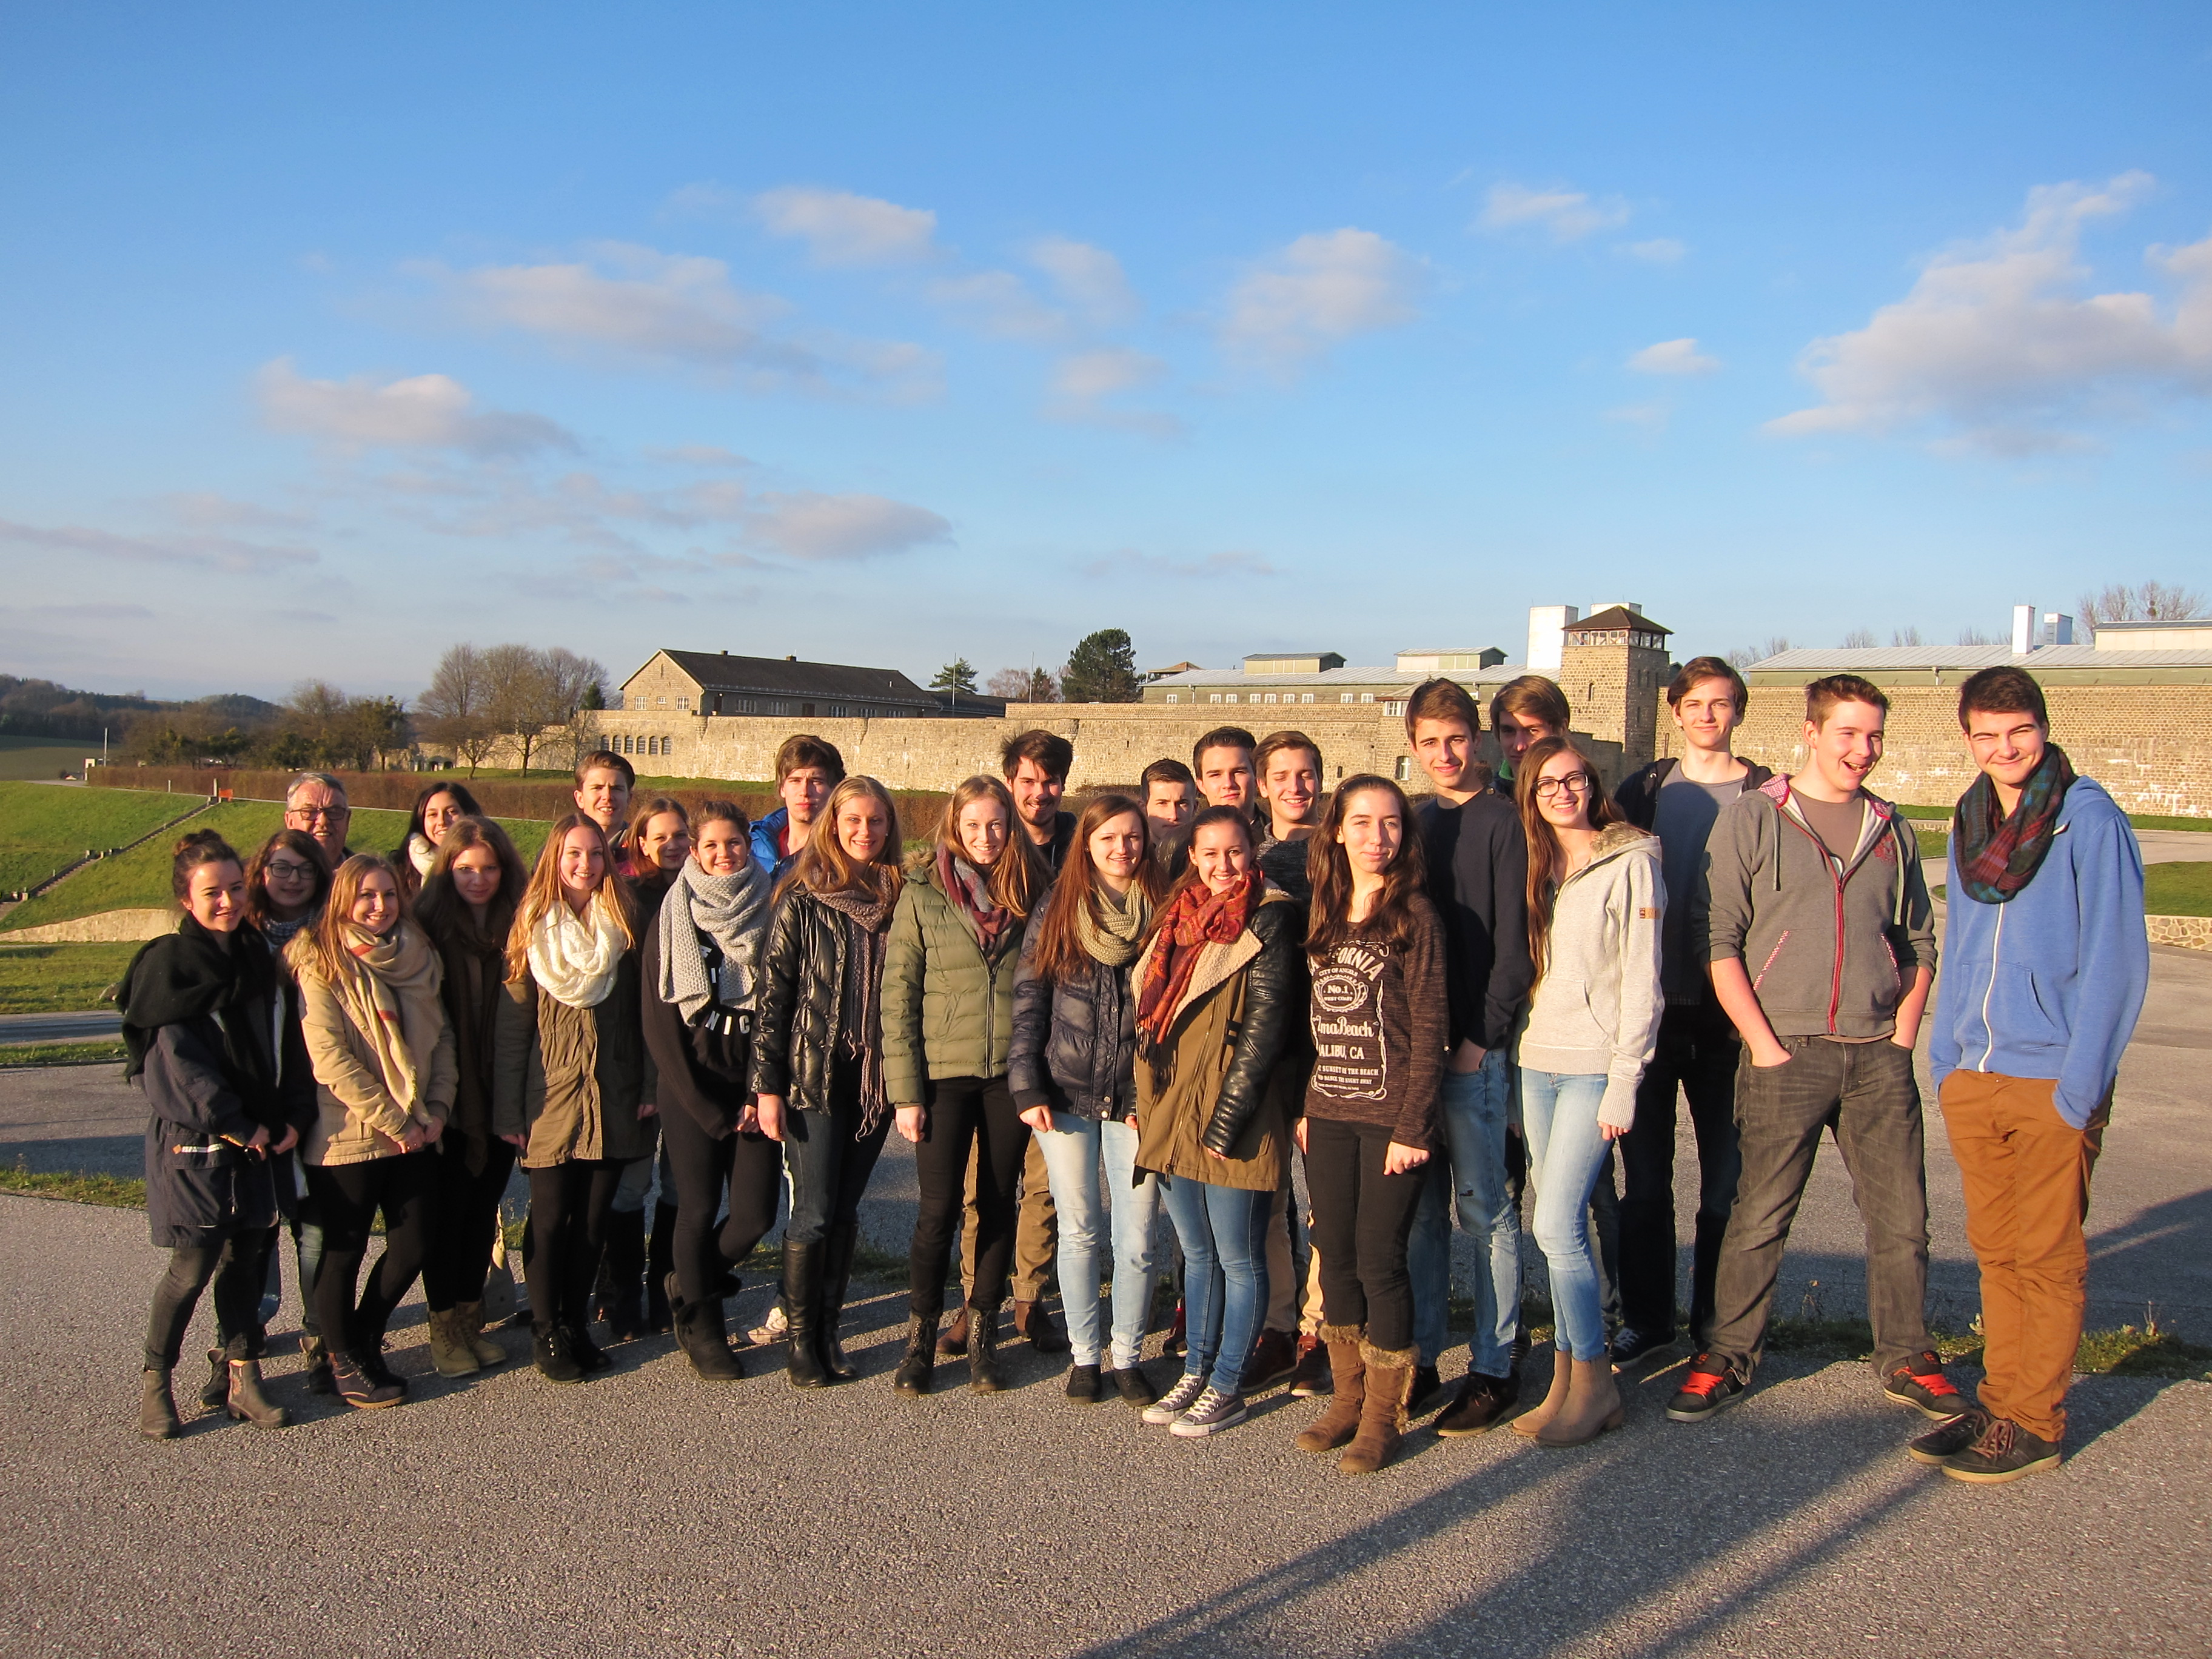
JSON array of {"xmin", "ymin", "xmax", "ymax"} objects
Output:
[{"xmin": 0, "ymin": 675, "xmax": 284, "ymax": 743}]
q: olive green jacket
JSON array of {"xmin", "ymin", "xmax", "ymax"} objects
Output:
[
  {"xmin": 882, "ymin": 860, "xmax": 1023, "ymax": 1106},
  {"xmin": 491, "ymin": 951, "xmax": 656, "ymax": 1170}
]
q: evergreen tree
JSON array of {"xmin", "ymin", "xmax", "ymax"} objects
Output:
[
  {"xmin": 930, "ymin": 658, "xmax": 979, "ymax": 695},
  {"xmin": 1060, "ymin": 629, "xmax": 1141, "ymax": 703}
]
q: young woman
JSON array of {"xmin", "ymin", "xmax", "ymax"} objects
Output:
[
  {"xmin": 292, "ymin": 854, "xmax": 457, "ymax": 1410},
  {"xmin": 245, "ymin": 829, "xmax": 330, "ymax": 948},
  {"xmin": 414, "ymin": 816, "xmax": 529, "ymax": 1378},
  {"xmin": 883, "ymin": 774, "xmax": 1041, "ymax": 1396},
  {"xmin": 627, "ymin": 795, "xmax": 694, "ymax": 908},
  {"xmin": 1130, "ymin": 805, "xmax": 1304, "ymax": 1438},
  {"xmin": 494, "ymin": 813, "xmax": 652, "ymax": 1384},
  {"xmin": 1509, "ymin": 736, "xmax": 1663, "ymax": 1447},
  {"xmin": 754, "ymin": 777, "xmax": 905, "ymax": 1389},
  {"xmin": 392, "ymin": 782, "xmax": 484, "ymax": 905},
  {"xmin": 640, "ymin": 800, "xmax": 779, "ymax": 1381},
  {"xmin": 1291, "ymin": 777, "xmax": 1445, "ymax": 1475},
  {"xmin": 123, "ymin": 832, "xmax": 315, "ymax": 1438},
  {"xmin": 1009, "ymin": 792, "xmax": 1167, "ymax": 1408}
]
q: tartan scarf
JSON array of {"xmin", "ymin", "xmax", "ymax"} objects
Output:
[
  {"xmin": 1953, "ymin": 742, "xmax": 2077, "ymax": 904},
  {"xmin": 1135, "ymin": 869, "xmax": 1259, "ymax": 1047}
]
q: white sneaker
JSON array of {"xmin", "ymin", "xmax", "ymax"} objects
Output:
[
  {"xmin": 1142, "ymin": 1371, "xmax": 1208, "ymax": 1425},
  {"xmin": 1168, "ymin": 1386, "xmax": 1248, "ymax": 1438}
]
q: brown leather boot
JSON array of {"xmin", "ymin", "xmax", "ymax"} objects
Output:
[
  {"xmin": 1339, "ymin": 1341, "xmax": 1413, "ymax": 1475},
  {"xmin": 936, "ymin": 1305, "xmax": 970, "ymax": 1356},
  {"xmin": 1535, "ymin": 1358, "xmax": 1624, "ymax": 1447},
  {"xmin": 138, "ymin": 1367, "xmax": 180, "ymax": 1440},
  {"xmin": 226, "ymin": 1359, "xmax": 289, "ymax": 1429},
  {"xmin": 1510, "ymin": 1348, "xmax": 1574, "ymax": 1439},
  {"xmin": 1293, "ymin": 1324, "xmax": 1367, "ymax": 1453}
]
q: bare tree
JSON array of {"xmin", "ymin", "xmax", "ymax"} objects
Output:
[
  {"xmin": 1724, "ymin": 635, "xmax": 1795, "ymax": 669},
  {"xmin": 987, "ymin": 666, "xmax": 1062, "ymax": 703},
  {"xmin": 417, "ymin": 643, "xmax": 500, "ymax": 774},
  {"xmin": 479, "ymin": 643, "xmax": 557, "ymax": 774},
  {"xmin": 1840, "ymin": 627, "xmax": 1877, "ymax": 649},
  {"xmin": 2077, "ymin": 580, "xmax": 2208, "ymax": 629},
  {"xmin": 1891, "ymin": 626, "xmax": 1925, "ymax": 647},
  {"xmin": 1957, "ymin": 625, "xmax": 1995, "ymax": 646}
]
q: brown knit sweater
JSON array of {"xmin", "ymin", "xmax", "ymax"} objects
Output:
[{"xmin": 1302, "ymin": 892, "xmax": 1447, "ymax": 1151}]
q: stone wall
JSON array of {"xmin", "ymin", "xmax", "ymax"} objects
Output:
[{"xmin": 2147, "ymin": 915, "xmax": 2212, "ymax": 952}]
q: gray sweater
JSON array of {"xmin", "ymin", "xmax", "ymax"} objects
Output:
[{"xmin": 1517, "ymin": 824, "xmax": 1665, "ymax": 1130}]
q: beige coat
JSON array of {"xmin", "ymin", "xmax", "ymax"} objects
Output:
[
  {"xmin": 492, "ymin": 950, "xmax": 655, "ymax": 1170},
  {"xmin": 298, "ymin": 966, "xmax": 457, "ymax": 1168}
]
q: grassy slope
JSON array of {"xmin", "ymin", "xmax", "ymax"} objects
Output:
[
  {"xmin": 0, "ymin": 739, "xmax": 101, "ymax": 782},
  {"xmin": 2145, "ymin": 862, "xmax": 2212, "ymax": 917},
  {"xmin": 0, "ymin": 782, "xmax": 203, "ymax": 894},
  {"xmin": 0, "ymin": 942, "xmax": 143, "ymax": 1012}
]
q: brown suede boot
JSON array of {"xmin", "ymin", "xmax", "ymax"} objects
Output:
[
  {"xmin": 225, "ymin": 1359, "xmax": 289, "ymax": 1429},
  {"xmin": 1535, "ymin": 1358, "xmax": 1624, "ymax": 1447},
  {"xmin": 1339, "ymin": 1341, "xmax": 1413, "ymax": 1475},
  {"xmin": 1510, "ymin": 1348, "xmax": 1574, "ymax": 1439},
  {"xmin": 455, "ymin": 1301, "xmax": 506, "ymax": 1367},
  {"xmin": 936, "ymin": 1305, "xmax": 970, "ymax": 1356},
  {"xmin": 1293, "ymin": 1324, "xmax": 1367, "ymax": 1453},
  {"xmin": 427, "ymin": 1309, "xmax": 480, "ymax": 1378}
]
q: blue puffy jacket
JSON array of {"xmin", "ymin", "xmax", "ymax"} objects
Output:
[{"xmin": 750, "ymin": 807, "xmax": 793, "ymax": 880}]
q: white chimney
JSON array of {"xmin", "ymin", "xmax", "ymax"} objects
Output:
[
  {"xmin": 2011, "ymin": 604, "xmax": 2036, "ymax": 655},
  {"xmin": 2042, "ymin": 612, "xmax": 2074, "ymax": 647},
  {"xmin": 1527, "ymin": 605, "xmax": 1578, "ymax": 672}
]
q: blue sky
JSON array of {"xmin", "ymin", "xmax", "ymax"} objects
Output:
[{"xmin": 4, "ymin": 3, "xmax": 2210, "ymax": 702}]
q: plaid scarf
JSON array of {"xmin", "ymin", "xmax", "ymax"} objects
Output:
[
  {"xmin": 1135, "ymin": 870, "xmax": 1259, "ymax": 1047},
  {"xmin": 1953, "ymin": 742, "xmax": 2077, "ymax": 904},
  {"xmin": 936, "ymin": 846, "xmax": 1015, "ymax": 955}
]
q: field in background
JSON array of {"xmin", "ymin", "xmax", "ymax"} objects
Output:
[
  {"xmin": 0, "ymin": 782, "xmax": 203, "ymax": 896},
  {"xmin": 0, "ymin": 738, "xmax": 100, "ymax": 782},
  {"xmin": 2145, "ymin": 863, "xmax": 2212, "ymax": 917},
  {"xmin": 0, "ymin": 942, "xmax": 142, "ymax": 1013}
]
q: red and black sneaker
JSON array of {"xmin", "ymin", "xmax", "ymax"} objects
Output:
[
  {"xmin": 1666, "ymin": 1355, "xmax": 1748, "ymax": 1423},
  {"xmin": 1883, "ymin": 1350, "xmax": 1966, "ymax": 1420}
]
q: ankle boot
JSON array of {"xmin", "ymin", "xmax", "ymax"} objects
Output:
[
  {"xmin": 967, "ymin": 1300, "xmax": 1006, "ymax": 1394},
  {"xmin": 674, "ymin": 1293, "xmax": 745, "ymax": 1381},
  {"xmin": 1293, "ymin": 1324, "xmax": 1367, "ymax": 1453},
  {"xmin": 936, "ymin": 1304, "xmax": 970, "ymax": 1356},
  {"xmin": 330, "ymin": 1351, "xmax": 404, "ymax": 1409},
  {"xmin": 427, "ymin": 1309, "xmax": 480, "ymax": 1378},
  {"xmin": 300, "ymin": 1335, "xmax": 335, "ymax": 1396},
  {"xmin": 563, "ymin": 1320, "xmax": 611, "ymax": 1373},
  {"xmin": 820, "ymin": 1223, "xmax": 860, "ymax": 1381},
  {"xmin": 226, "ymin": 1359, "xmax": 289, "ymax": 1429},
  {"xmin": 455, "ymin": 1301, "xmax": 506, "ymax": 1367},
  {"xmin": 1339, "ymin": 1341, "xmax": 1413, "ymax": 1476},
  {"xmin": 782, "ymin": 1241, "xmax": 833, "ymax": 1389},
  {"xmin": 1511, "ymin": 1349, "xmax": 1575, "ymax": 1439},
  {"xmin": 138, "ymin": 1367, "xmax": 180, "ymax": 1439},
  {"xmin": 532, "ymin": 1324, "xmax": 585, "ymax": 1384},
  {"xmin": 894, "ymin": 1311, "xmax": 939, "ymax": 1395},
  {"xmin": 1535, "ymin": 1357, "xmax": 1624, "ymax": 1447},
  {"xmin": 645, "ymin": 1201, "xmax": 679, "ymax": 1333},
  {"xmin": 196, "ymin": 1347, "xmax": 229, "ymax": 1410},
  {"xmin": 598, "ymin": 1208, "xmax": 648, "ymax": 1339}
]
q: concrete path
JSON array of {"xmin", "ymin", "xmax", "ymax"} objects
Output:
[{"xmin": 0, "ymin": 1011, "xmax": 122, "ymax": 1045}]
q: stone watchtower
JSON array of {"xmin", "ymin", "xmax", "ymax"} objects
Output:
[{"xmin": 1559, "ymin": 605, "xmax": 1672, "ymax": 768}]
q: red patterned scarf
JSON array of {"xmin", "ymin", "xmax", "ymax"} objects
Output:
[
  {"xmin": 1136, "ymin": 870, "xmax": 1259, "ymax": 1047},
  {"xmin": 1954, "ymin": 743, "xmax": 2077, "ymax": 904}
]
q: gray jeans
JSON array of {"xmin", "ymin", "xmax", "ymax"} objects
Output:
[{"xmin": 1706, "ymin": 1034, "xmax": 1932, "ymax": 1379}]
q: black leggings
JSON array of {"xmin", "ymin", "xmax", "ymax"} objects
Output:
[
  {"xmin": 420, "ymin": 1137, "xmax": 518, "ymax": 1312},
  {"xmin": 1305, "ymin": 1116, "xmax": 1426, "ymax": 1352},
  {"xmin": 307, "ymin": 1151, "xmax": 437, "ymax": 1358},
  {"xmin": 144, "ymin": 1227, "xmax": 276, "ymax": 1370},
  {"xmin": 661, "ymin": 1104, "xmax": 784, "ymax": 1307},
  {"xmin": 908, "ymin": 1074, "xmax": 1028, "ymax": 1317},
  {"xmin": 784, "ymin": 1057, "xmax": 888, "ymax": 1247},
  {"xmin": 525, "ymin": 1159, "xmax": 622, "ymax": 1332}
]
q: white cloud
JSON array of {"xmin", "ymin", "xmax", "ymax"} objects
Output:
[
  {"xmin": 1769, "ymin": 172, "xmax": 2212, "ymax": 452},
  {"xmin": 1478, "ymin": 183, "xmax": 1631, "ymax": 242},
  {"xmin": 927, "ymin": 270, "xmax": 1067, "ymax": 341},
  {"xmin": 650, "ymin": 444, "xmax": 754, "ymax": 470},
  {"xmin": 1027, "ymin": 237, "xmax": 1139, "ymax": 326},
  {"xmin": 0, "ymin": 517, "xmax": 317, "ymax": 573},
  {"xmin": 739, "ymin": 491, "xmax": 952, "ymax": 561},
  {"xmin": 256, "ymin": 359, "xmax": 575, "ymax": 456},
  {"xmin": 754, "ymin": 186, "xmax": 939, "ymax": 267},
  {"xmin": 1221, "ymin": 229, "xmax": 1426, "ymax": 372},
  {"xmin": 1623, "ymin": 238, "xmax": 1686, "ymax": 264},
  {"xmin": 1044, "ymin": 348, "xmax": 1179, "ymax": 437},
  {"xmin": 1628, "ymin": 337, "xmax": 1721, "ymax": 375}
]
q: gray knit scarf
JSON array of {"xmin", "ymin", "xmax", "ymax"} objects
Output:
[
  {"xmin": 657, "ymin": 856, "xmax": 773, "ymax": 1024},
  {"xmin": 815, "ymin": 884, "xmax": 894, "ymax": 1137}
]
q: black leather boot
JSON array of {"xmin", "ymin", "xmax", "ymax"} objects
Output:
[
  {"xmin": 967, "ymin": 1300, "xmax": 1006, "ymax": 1394},
  {"xmin": 783, "ymin": 1241, "xmax": 832, "ymax": 1388},
  {"xmin": 893, "ymin": 1310, "xmax": 938, "ymax": 1396},
  {"xmin": 598, "ymin": 1208, "xmax": 648, "ymax": 1340},
  {"xmin": 820, "ymin": 1223, "xmax": 860, "ymax": 1382},
  {"xmin": 197, "ymin": 1347, "xmax": 229, "ymax": 1410},
  {"xmin": 644, "ymin": 1201, "xmax": 678, "ymax": 1333},
  {"xmin": 673, "ymin": 1291, "xmax": 745, "ymax": 1381}
]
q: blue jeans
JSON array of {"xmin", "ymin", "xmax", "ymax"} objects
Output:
[
  {"xmin": 1159, "ymin": 1175, "xmax": 1270, "ymax": 1394},
  {"xmin": 1410, "ymin": 1050, "xmax": 1519, "ymax": 1376},
  {"xmin": 1521, "ymin": 1069, "xmax": 1614, "ymax": 1362},
  {"xmin": 1034, "ymin": 1114, "xmax": 1163, "ymax": 1370}
]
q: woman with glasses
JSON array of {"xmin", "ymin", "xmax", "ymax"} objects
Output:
[{"xmin": 1509, "ymin": 738, "xmax": 1663, "ymax": 1447}]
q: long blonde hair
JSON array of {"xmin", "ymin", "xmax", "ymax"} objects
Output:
[
  {"xmin": 506, "ymin": 813, "xmax": 635, "ymax": 984},
  {"xmin": 931, "ymin": 774, "xmax": 1041, "ymax": 919},
  {"xmin": 783, "ymin": 776, "xmax": 904, "ymax": 905},
  {"xmin": 287, "ymin": 852, "xmax": 404, "ymax": 984}
]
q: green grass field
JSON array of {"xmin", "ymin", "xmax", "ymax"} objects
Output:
[
  {"xmin": 0, "ymin": 942, "xmax": 144, "ymax": 1012},
  {"xmin": 2145, "ymin": 862, "xmax": 2212, "ymax": 917},
  {"xmin": 0, "ymin": 780, "xmax": 206, "ymax": 896},
  {"xmin": 0, "ymin": 737, "xmax": 101, "ymax": 782}
]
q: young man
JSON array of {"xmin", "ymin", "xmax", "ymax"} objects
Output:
[
  {"xmin": 1192, "ymin": 725, "xmax": 1258, "ymax": 817},
  {"xmin": 283, "ymin": 771, "xmax": 353, "ymax": 871},
  {"xmin": 1918, "ymin": 668, "xmax": 2146, "ymax": 1483},
  {"xmin": 1142, "ymin": 757, "xmax": 1197, "ymax": 833},
  {"xmin": 573, "ymin": 750, "xmax": 637, "ymax": 873},
  {"xmin": 1001, "ymin": 729, "xmax": 1077, "ymax": 873},
  {"xmin": 1674, "ymin": 674, "xmax": 1956, "ymax": 1428},
  {"xmin": 1401, "ymin": 679, "xmax": 1535, "ymax": 1433},
  {"xmin": 750, "ymin": 736, "xmax": 843, "ymax": 880},
  {"xmin": 1252, "ymin": 729, "xmax": 1323, "ymax": 903},
  {"xmin": 1489, "ymin": 675, "xmax": 1571, "ymax": 792},
  {"xmin": 1606, "ymin": 658, "xmax": 1772, "ymax": 1365}
]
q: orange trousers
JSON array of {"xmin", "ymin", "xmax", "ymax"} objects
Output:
[{"xmin": 1939, "ymin": 1070, "xmax": 2108, "ymax": 1443}]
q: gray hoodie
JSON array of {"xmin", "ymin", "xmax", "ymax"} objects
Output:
[
  {"xmin": 1694, "ymin": 775, "xmax": 1936, "ymax": 1040},
  {"xmin": 1517, "ymin": 823, "xmax": 1664, "ymax": 1130}
]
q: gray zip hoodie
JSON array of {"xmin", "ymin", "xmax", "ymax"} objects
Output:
[
  {"xmin": 1517, "ymin": 823, "xmax": 1664, "ymax": 1131},
  {"xmin": 1693, "ymin": 775, "xmax": 1936, "ymax": 1039}
]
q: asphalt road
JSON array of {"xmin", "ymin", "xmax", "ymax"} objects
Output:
[{"xmin": 0, "ymin": 1010, "xmax": 122, "ymax": 1044}]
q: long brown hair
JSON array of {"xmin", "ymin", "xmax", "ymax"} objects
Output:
[
  {"xmin": 243, "ymin": 828, "xmax": 329, "ymax": 929},
  {"xmin": 286, "ymin": 852, "xmax": 404, "ymax": 984},
  {"xmin": 931, "ymin": 774, "xmax": 1041, "ymax": 919},
  {"xmin": 784, "ymin": 776, "xmax": 903, "ymax": 904},
  {"xmin": 414, "ymin": 815, "xmax": 526, "ymax": 947},
  {"xmin": 1139, "ymin": 804, "xmax": 1256, "ymax": 949},
  {"xmin": 1517, "ymin": 735, "xmax": 1624, "ymax": 976},
  {"xmin": 1304, "ymin": 775, "xmax": 1427, "ymax": 958},
  {"xmin": 506, "ymin": 813, "xmax": 635, "ymax": 984},
  {"xmin": 1029, "ymin": 793, "xmax": 1163, "ymax": 983}
]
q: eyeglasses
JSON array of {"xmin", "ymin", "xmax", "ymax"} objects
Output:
[
  {"xmin": 266, "ymin": 860, "xmax": 318, "ymax": 880},
  {"xmin": 287, "ymin": 806, "xmax": 348, "ymax": 823},
  {"xmin": 1532, "ymin": 773, "xmax": 1594, "ymax": 799}
]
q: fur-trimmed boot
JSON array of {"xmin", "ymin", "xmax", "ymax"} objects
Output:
[
  {"xmin": 1339, "ymin": 1341, "xmax": 1413, "ymax": 1476},
  {"xmin": 1535, "ymin": 1358, "xmax": 1624, "ymax": 1448},
  {"xmin": 893, "ymin": 1310, "xmax": 939, "ymax": 1396},
  {"xmin": 225, "ymin": 1359, "xmax": 289, "ymax": 1429},
  {"xmin": 1293, "ymin": 1324, "xmax": 1368, "ymax": 1454},
  {"xmin": 455, "ymin": 1301, "xmax": 506, "ymax": 1367},
  {"xmin": 138, "ymin": 1366, "xmax": 180, "ymax": 1440},
  {"xmin": 427, "ymin": 1308, "xmax": 480, "ymax": 1378},
  {"xmin": 1510, "ymin": 1347, "xmax": 1574, "ymax": 1439}
]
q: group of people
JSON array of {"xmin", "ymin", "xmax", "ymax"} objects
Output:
[{"xmin": 124, "ymin": 655, "xmax": 2147, "ymax": 1485}]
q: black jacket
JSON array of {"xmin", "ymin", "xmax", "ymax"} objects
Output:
[
  {"xmin": 1414, "ymin": 793, "xmax": 1534, "ymax": 1053},
  {"xmin": 1613, "ymin": 757, "xmax": 1775, "ymax": 831},
  {"xmin": 751, "ymin": 885, "xmax": 859, "ymax": 1114},
  {"xmin": 638, "ymin": 911, "xmax": 754, "ymax": 1139},
  {"xmin": 1204, "ymin": 898, "xmax": 1307, "ymax": 1157},
  {"xmin": 1007, "ymin": 906, "xmax": 1140, "ymax": 1122},
  {"xmin": 139, "ymin": 1005, "xmax": 314, "ymax": 1248}
]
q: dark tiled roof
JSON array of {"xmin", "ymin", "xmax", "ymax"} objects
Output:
[
  {"xmin": 648, "ymin": 651, "xmax": 936, "ymax": 708},
  {"xmin": 1571, "ymin": 606, "xmax": 1671, "ymax": 635}
]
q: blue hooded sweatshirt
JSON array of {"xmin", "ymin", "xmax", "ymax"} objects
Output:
[
  {"xmin": 1929, "ymin": 776, "xmax": 2147, "ymax": 1129},
  {"xmin": 749, "ymin": 806, "xmax": 794, "ymax": 880}
]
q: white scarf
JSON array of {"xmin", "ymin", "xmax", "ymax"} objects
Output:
[
  {"xmin": 407, "ymin": 833, "xmax": 437, "ymax": 877},
  {"xmin": 526, "ymin": 897, "xmax": 628, "ymax": 1010}
]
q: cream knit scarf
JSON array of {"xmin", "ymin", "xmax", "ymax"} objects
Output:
[
  {"xmin": 527, "ymin": 897, "xmax": 629, "ymax": 1010},
  {"xmin": 332, "ymin": 921, "xmax": 444, "ymax": 1113}
]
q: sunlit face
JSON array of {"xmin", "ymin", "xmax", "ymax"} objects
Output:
[
  {"xmin": 350, "ymin": 868, "xmax": 400, "ymax": 936},
  {"xmin": 1411, "ymin": 717, "xmax": 1477, "ymax": 794},
  {"xmin": 1261, "ymin": 746, "xmax": 1321, "ymax": 830},
  {"xmin": 1089, "ymin": 811, "xmax": 1145, "ymax": 886},
  {"xmin": 260, "ymin": 845, "xmax": 320, "ymax": 920},
  {"xmin": 781, "ymin": 766, "xmax": 834, "ymax": 826},
  {"xmin": 1804, "ymin": 700, "xmax": 1886, "ymax": 796},
  {"xmin": 694, "ymin": 818, "xmax": 746, "ymax": 877},
  {"xmin": 956, "ymin": 796, "xmax": 1008, "ymax": 868},
  {"xmin": 1190, "ymin": 820, "xmax": 1252, "ymax": 895},
  {"xmin": 1336, "ymin": 786, "xmax": 1404, "ymax": 875},
  {"xmin": 557, "ymin": 825, "xmax": 606, "ymax": 903},
  {"xmin": 635, "ymin": 809, "xmax": 692, "ymax": 873},
  {"xmin": 184, "ymin": 860, "xmax": 248, "ymax": 933},
  {"xmin": 1008, "ymin": 757, "xmax": 1066, "ymax": 836},
  {"xmin": 836, "ymin": 796, "xmax": 891, "ymax": 865},
  {"xmin": 1144, "ymin": 780, "xmax": 1196, "ymax": 830},
  {"xmin": 1495, "ymin": 711, "xmax": 1560, "ymax": 769},
  {"xmin": 1672, "ymin": 679, "xmax": 1743, "ymax": 752},
  {"xmin": 1965, "ymin": 709, "xmax": 2048, "ymax": 794},
  {"xmin": 1532, "ymin": 750, "xmax": 1597, "ymax": 833},
  {"xmin": 420, "ymin": 792, "xmax": 466, "ymax": 845},
  {"xmin": 284, "ymin": 781, "xmax": 350, "ymax": 866},
  {"xmin": 450, "ymin": 843, "xmax": 503, "ymax": 910},
  {"xmin": 1196, "ymin": 745, "xmax": 1254, "ymax": 811},
  {"xmin": 574, "ymin": 767, "xmax": 631, "ymax": 834}
]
